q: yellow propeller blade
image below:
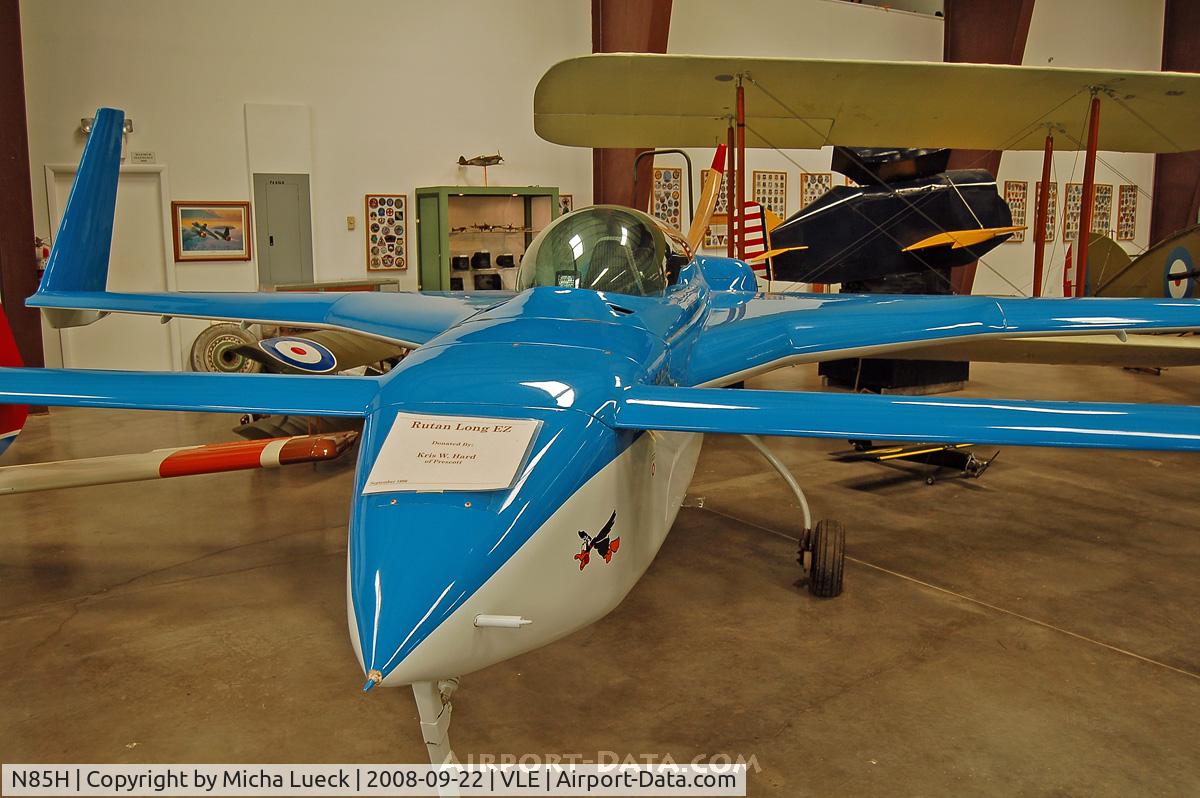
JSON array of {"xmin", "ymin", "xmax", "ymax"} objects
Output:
[
  {"xmin": 903, "ymin": 226, "xmax": 1026, "ymax": 252},
  {"xmin": 686, "ymin": 145, "xmax": 727, "ymax": 252},
  {"xmin": 748, "ymin": 245, "xmax": 808, "ymax": 264}
]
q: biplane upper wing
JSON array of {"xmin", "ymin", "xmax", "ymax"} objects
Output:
[
  {"xmin": 29, "ymin": 108, "xmax": 488, "ymax": 349},
  {"xmin": 688, "ymin": 291, "xmax": 1200, "ymax": 386},
  {"xmin": 535, "ymin": 54, "xmax": 1200, "ymax": 152}
]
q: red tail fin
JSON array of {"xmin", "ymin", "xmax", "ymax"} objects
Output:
[{"xmin": 0, "ymin": 302, "xmax": 28, "ymax": 456}]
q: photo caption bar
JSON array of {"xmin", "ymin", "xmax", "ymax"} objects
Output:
[{"xmin": 2, "ymin": 764, "xmax": 746, "ymax": 796}]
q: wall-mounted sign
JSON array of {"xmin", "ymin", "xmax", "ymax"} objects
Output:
[{"xmin": 365, "ymin": 193, "xmax": 407, "ymax": 271}]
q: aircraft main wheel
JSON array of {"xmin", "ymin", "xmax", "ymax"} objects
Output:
[
  {"xmin": 808, "ymin": 520, "xmax": 845, "ymax": 598},
  {"xmin": 191, "ymin": 324, "xmax": 262, "ymax": 373}
]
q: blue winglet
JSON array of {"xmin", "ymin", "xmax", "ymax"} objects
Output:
[{"xmin": 38, "ymin": 107, "xmax": 124, "ymax": 295}]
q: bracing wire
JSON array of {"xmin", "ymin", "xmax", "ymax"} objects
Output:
[{"xmin": 746, "ymin": 75, "xmax": 1035, "ymax": 295}]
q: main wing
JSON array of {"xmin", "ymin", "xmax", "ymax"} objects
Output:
[
  {"xmin": 613, "ymin": 385, "xmax": 1200, "ymax": 452},
  {"xmin": 31, "ymin": 107, "xmax": 490, "ymax": 348},
  {"xmin": 689, "ymin": 291, "xmax": 1200, "ymax": 386}
]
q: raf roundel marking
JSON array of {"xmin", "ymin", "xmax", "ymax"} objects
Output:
[
  {"xmin": 259, "ymin": 337, "xmax": 338, "ymax": 373},
  {"xmin": 1164, "ymin": 246, "xmax": 1196, "ymax": 299}
]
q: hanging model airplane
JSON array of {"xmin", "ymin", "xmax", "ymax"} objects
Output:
[{"xmin": 14, "ymin": 102, "xmax": 1200, "ymax": 763}]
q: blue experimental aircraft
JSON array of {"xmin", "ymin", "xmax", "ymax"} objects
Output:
[{"xmin": 7, "ymin": 108, "xmax": 1200, "ymax": 762}]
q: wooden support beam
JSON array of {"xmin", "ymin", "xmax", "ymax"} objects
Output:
[
  {"xmin": 943, "ymin": 0, "xmax": 1036, "ymax": 295},
  {"xmin": 590, "ymin": 0, "xmax": 672, "ymax": 209},
  {"xmin": 1150, "ymin": 0, "xmax": 1200, "ymax": 246},
  {"xmin": 0, "ymin": 0, "xmax": 42, "ymax": 367}
]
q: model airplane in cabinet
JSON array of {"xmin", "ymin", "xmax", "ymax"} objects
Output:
[{"xmin": 12, "ymin": 96, "xmax": 1200, "ymax": 763}]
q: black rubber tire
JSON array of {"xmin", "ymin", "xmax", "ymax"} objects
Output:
[
  {"xmin": 190, "ymin": 324, "xmax": 262, "ymax": 373},
  {"xmin": 808, "ymin": 520, "xmax": 845, "ymax": 598}
]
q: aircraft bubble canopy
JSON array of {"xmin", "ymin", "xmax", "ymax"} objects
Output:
[{"xmin": 518, "ymin": 205, "xmax": 684, "ymax": 297}]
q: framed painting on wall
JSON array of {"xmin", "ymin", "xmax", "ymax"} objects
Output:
[
  {"xmin": 1034, "ymin": 181, "xmax": 1057, "ymax": 243},
  {"xmin": 171, "ymin": 201, "xmax": 252, "ymax": 262},
  {"xmin": 1117, "ymin": 184, "xmax": 1138, "ymax": 241},
  {"xmin": 365, "ymin": 193, "xmax": 407, "ymax": 271},
  {"xmin": 1003, "ymin": 180, "xmax": 1028, "ymax": 243},
  {"xmin": 801, "ymin": 172, "xmax": 832, "ymax": 209},
  {"xmin": 752, "ymin": 169, "xmax": 788, "ymax": 217},
  {"xmin": 651, "ymin": 167, "xmax": 683, "ymax": 229}
]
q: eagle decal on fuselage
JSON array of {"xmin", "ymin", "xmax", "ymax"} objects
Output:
[{"xmin": 575, "ymin": 511, "xmax": 620, "ymax": 570}]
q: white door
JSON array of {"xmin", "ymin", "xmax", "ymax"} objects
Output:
[{"xmin": 46, "ymin": 165, "xmax": 179, "ymax": 371}]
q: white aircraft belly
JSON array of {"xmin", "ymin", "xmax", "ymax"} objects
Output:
[{"xmin": 377, "ymin": 430, "xmax": 703, "ymax": 686}]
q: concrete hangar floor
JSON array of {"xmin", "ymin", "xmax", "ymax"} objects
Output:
[{"xmin": 1, "ymin": 360, "xmax": 1197, "ymax": 796}]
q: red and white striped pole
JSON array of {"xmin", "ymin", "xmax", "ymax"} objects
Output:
[{"xmin": 0, "ymin": 432, "xmax": 358, "ymax": 495}]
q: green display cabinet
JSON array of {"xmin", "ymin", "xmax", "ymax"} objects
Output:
[{"xmin": 415, "ymin": 185, "xmax": 560, "ymax": 292}]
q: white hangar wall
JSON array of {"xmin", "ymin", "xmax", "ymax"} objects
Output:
[{"xmin": 20, "ymin": 0, "xmax": 593, "ymax": 301}]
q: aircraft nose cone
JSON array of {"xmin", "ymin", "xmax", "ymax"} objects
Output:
[
  {"xmin": 351, "ymin": 501, "xmax": 485, "ymax": 685},
  {"xmin": 347, "ymin": 404, "xmax": 612, "ymax": 688}
]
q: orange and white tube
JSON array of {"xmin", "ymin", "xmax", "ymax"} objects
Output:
[{"xmin": 0, "ymin": 432, "xmax": 357, "ymax": 495}]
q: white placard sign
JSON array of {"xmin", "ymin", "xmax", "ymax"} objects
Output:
[{"xmin": 363, "ymin": 412, "xmax": 542, "ymax": 494}]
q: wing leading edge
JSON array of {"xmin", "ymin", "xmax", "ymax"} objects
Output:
[
  {"xmin": 691, "ymin": 292, "xmax": 1200, "ymax": 386},
  {"xmin": 0, "ymin": 367, "xmax": 380, "ymax": 417},
  {"xmin": 31, "ymin": 107, "xmax": 486, "ymax": 348},
  {"xmin": 614, "ymin": 385, "xmax": 1200, "ymax": 452}
]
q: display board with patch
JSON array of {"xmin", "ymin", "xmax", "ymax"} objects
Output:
[
  {"xmin": 1003, "ymin": 180, "xmax": 1027, "ymax": 243},
  {"xmin": 1093, "ymin": 184, "xmax": 1113, "ymax": 236},
  {"xmin": 1117, "ymin": 184, "xmax": 1138, "ymax": 241},
  {"xmin": 1035, "ymin": 181, "xmax": 1057, "ymax": 243},
  {"xmin": 559, "ymin": 194, "xmax": 574, "ymax": 215},
  {"xmin": 651, "ymin": 167, "xmax": 683, "ymax": 229},
  {"xmin": 701, "ymin": 168, "xmax": 729, "ymax": 250},
  {"xmin": 365, "ymin": 193, "xmax": 408, "ymax": 271},
  {"xmin": 752, "ymin": 170, "xmax": 788, "ymax": 217},
  {"xmin": 801, "ymin": 172, "xmax": 832, "ymax": 209},
  {"xmin": 1064, "ymin": 183, "xmax": 1083, "ymax": 241}
]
